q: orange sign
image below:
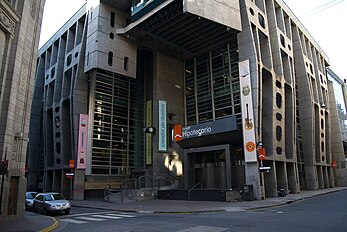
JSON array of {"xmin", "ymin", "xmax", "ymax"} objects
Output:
[
  {"xmin": 69, "ymin": 159, "xmax": 75, "ymax": 168},
  {"xmin": 258, "ymin": 147, "xmax": 266, "ymax": 160},
  {"xmin": 174, "ymin": 125, "xmax": 182, "ymax": 142},
  {"xmin": 332, "ymin": 160, "xmax": 337, "ymax": 168}
]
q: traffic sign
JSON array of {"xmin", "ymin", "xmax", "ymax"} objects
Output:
[
  {"xmin": 332, "ymin": 160, "xmax": 337, "ymax": 168},
  {"xmin": 69, "ymin": 159, "xmax": 74, "ymax": 168},
  {"xmin": 258, "ymin": 147, "xmax": 266, "ymax": 160}
]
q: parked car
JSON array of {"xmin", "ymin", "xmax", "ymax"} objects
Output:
[
  {"xmin": 25, "ymin": 191, "xmax": 38, "ymax": 211},
  {"xmin": 33, "ymin": 192, "xmax": 71, "ymax": 215}
]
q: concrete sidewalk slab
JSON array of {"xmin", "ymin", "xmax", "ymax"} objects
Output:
[{"xmin": 70, "ymin": 187, "xmax": 347, "ymax": 214}]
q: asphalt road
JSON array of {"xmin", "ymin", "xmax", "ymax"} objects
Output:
[{"xmin": 54, "ymin": 190, "xmax": 347, "ymax": 232}]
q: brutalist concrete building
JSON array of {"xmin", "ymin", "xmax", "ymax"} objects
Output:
[
  {"xmin": 28, "ymin": 0, "xmax": 347, "ymax": 201},
  {"xmin": 0, "ymin": 0, "xmax": 45, "ymax": 217}
]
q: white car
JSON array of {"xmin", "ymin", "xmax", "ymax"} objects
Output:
[
  {"xmin": 25, "ymin": 191, "xmax": 38, "ymax": 211},
  {"xmin": 33, "ymin": 192, "xmax": 71, "ymax": 215}
]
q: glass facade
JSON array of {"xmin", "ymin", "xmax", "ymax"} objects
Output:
[
  {"xmin": 185, "ymin": 44, "xmax": 240, "ymax": 126},
  {"xmin": 328, "ymin": 73, "xmax": 347, "ymax": 141},
  {"xmin": 92, "ymin": 70, "xmax": 144, "ymax": 175}
]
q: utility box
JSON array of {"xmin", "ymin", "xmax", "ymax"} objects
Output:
[{"xmin": 240, "ymin": 185, "xmax": 254, "ymax": 201}]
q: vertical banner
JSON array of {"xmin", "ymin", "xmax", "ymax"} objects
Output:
[
  {"xmin": 158, "ymin": 100, "xmax": 167, "ymax": 152},
  {"xmin": 239, "ymin": 60, "xmax": 257, "ymax": 162},
  {"xmin": 146, "ymin": 100, "xmax": 152, "ymax": 165},
  {"xmin": 77, "ymin": 114, "xmax": 88, "ymax": 169}
]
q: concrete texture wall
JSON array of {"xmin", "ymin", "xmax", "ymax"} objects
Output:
[
  {"xmin": 184, "ymin": 0, "xmax": 242, "ymax": 31},
  {"xmin": 85, "ymin": 2, "xmax": 137, "ymax": 78},
  {"xmin": 0, "ymin": 0, "xmax": 45, "ymax": 217}
]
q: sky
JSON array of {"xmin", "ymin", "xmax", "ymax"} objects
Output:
[{"xmin": 39, "ymin": 0, "xmax": 347, "ymax": 79}]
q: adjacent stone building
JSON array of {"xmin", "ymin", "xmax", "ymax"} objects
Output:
[
  {"xmin": 0, "ymin": 0, "xmax": 45, "ymax": 217},
  {"xmin": 28, "ymin": 0, "xmax": 347, "ymax": 201}
]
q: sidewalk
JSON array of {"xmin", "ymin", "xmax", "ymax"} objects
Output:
[
  {"xmin": 0, "ymin": 187, "xmax": 345, "ymax": 232},
  {"xmin": 70, "ymin": 187, "xmax": 347, "ymax": 214}
]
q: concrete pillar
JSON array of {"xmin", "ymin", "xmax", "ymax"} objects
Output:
[
  {"xmin": 287, "ymin": 162, "xmax": 299, "ymax": 193},
  {"xmin": 323, "ymin": 166, "xmax": 329, "ymax": 188},
  {"xmin": 276, "ymin": 161, "xmax": 288, "ymax": 193},
  {"xmin": 264, "ymin": 161, "xmax": 277, "ymax": 197},
  {"xmin": 245, "ymin": 162, "xmax": 261, "ymax": 200},
  {"xmin": 317, "ymin": 166, "xmax": 324, "ymax": 189},
  {"xmin": 305, "ymin": 165, "xmax": 319, "ymax": 190},
  {"xmin": 73, "ymin": 169, "xmax": 85, "ymax": 200}
]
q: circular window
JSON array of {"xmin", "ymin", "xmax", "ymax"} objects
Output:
[
  {"xmin": 321, "ymin": 133, "xmax": 324, "ymax": 138},
  {"xmin": 56, "ymin": 158, "xmax": 61, "ymax": 164},
  {"xmin": 276, "ymin": 147, "xmax": 282, "ymax": 155},
  {"xmin": 66, "ymin": 54, "xmax": 72, "ymax": 66},
  {"xmin": 276, "ymin": 113, "xmax": 282, "ymax": 121},
  {"xmin": 56, "ymin": 132, "xmax": 61, "ymax": 138},
  {"xmin": 276, "ymin": 93, "xmax": 282, "ymax": 108},
  {"xmin": 75, "ymin": 52, "xmax": 79, "ymax": 58},
  {"xmin": 55, "ymin": 107, "xmax": 60, "ymax": 113},
  {"xmin": 249, "ymin": 7, "xmax": 255, "ymax": 15},
  {"xmin": 276, "ymin": 80, "xmax": 282, "ymax": 88},
  {"xmin": 110, "ymin": 32, "xmax": 115, "ymax": 39},
  {"xmin": 46, "ymin": 74, "xmax": 49, "ymax": 79}
]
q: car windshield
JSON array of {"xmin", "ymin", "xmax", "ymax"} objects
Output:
[
  {"xmin": 44, "ymin": 194, "xmax": 65, "ymax": 201},
  {"xmin": 26, "ymin": 193, "xmax": 37, "ymax": 199}
]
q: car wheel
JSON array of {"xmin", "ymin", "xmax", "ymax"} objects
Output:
[{"xmin": 65, "ymin": 209, "xmax": 70, "ymax": 215}]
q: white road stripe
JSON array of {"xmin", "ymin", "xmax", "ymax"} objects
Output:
[
  {"xmin": 60, "ymin": 218, "xmax": 88, "ymax": 224},
  {"xmin": 75, "ymin": 216, "xmax": 107, "ymax": 221},
  {"xmin": 105, "ymin": 213, "xmax": 135, "ymax": 218},
  {"xmin": 92, "ymin": 215, "xmax": 122, "ymax": 219}
]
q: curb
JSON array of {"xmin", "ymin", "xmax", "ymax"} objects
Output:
[{"xmin": 39, "ymin": 216, "xmax": 59, "ymax": 232}]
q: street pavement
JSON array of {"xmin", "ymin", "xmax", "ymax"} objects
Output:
[{"xmin": 0, "ymin": 187, "xmax": 346, "ymax": 231}]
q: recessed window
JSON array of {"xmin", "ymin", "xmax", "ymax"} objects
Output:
[
  {"xmin": 276, "ymin": 147, "xmax": 282, "ymax": 155},
  {"xmin": 288, "ymin": 44, "xmax": 291, "ymax": 51},
  {"xmin": 276, "ymin": 113, "xmax": 282, "ymax": 121},
  {"xmin": 75, "ymin": 52, "xmax": 79, "ymax": 58},
  {"xmin": 51, "ymin": 67, "xmax": 56, "ymax": 78},
  {"xmin": 56, "ymin": 132, "xmax": 61, "ymax": 138},
  {"xmin": 56, "ymin": 142, "xmax": 61, "ymax": 154},
  {"xmin": 124, "ymin": 57, "xmax": 129, "ymax": 70},
  {"xmin": 110, "ymin": 12, "xmax": 115, "ymax": 28},
  {"xmin": 258, "ymin": 13, "xmax": 265, "ymax": 29},
  {"xmin": 110, "ymin": 33, "xmax": 114, "ymax": 39},
  {"xmin": 249, "ymin": 7, "xmax": 255, "ymax": 15},
  {"xmin": 55, "ymin": 116, "xmax": 60, "ymax": 128},
  {"xmin": 321, "ymin": 141, "xmax": 324, "ymax": 152},
  {"xmin": 321, "ymin": 133, "xmax": 324, "ymax": 138},
  {"xmin": 108, "ymin": 52, "xmax": 113, "ymax": 66},
  {"xmin": 322, "ymin": 156, "xmax": 325, "ymax": 162},
  {"xmin": 321, "ymin": 119, "xmax": 324, "ymax": 129},
  {"xmin": 56, "ymin": 158, "xmax": 61, "ymax": 164},
  {"xmin": 310, "ymin": 64, "xmax": 313, "ymax": 74},
  {"xmin": 46, "ymin": 74, "xmax": 49, "ymax": 79},
  {"xmin": 276, "ymin": 93, "xmax": 282, "ymax": 108},
  {"xmin": 55, "ymin": 107, "xmax": 60, "ymax": 112},
  {"xmin": 276, "ymin": 126, "xmax": 282, "ymax": 142},
  {"xmin": 67, "ymin": 54, "xmax": 72, "ymax": 66},
  {"xmin": 276, "ymin": 80, "xmax": 281, "ymax": 88},
  {"xmin": 280, "ymin": 34, "xmax": 285, "ymax": 47}
]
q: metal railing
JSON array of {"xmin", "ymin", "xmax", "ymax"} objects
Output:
[{"xmin": 188, "ymin": 182, "xmax": 201, "ymax": 200}]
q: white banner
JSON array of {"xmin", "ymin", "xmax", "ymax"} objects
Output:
[{"xmin": 239, "ymin": 60, "xmax": 257, "ymax": 162}]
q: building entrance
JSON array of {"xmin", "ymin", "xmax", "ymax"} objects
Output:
[{"xmin": 193, "ymin": 150, "xmax": 227, "ymax": 189}]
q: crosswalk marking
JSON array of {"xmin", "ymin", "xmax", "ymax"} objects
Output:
[
  {"xmin": 105, "ymin": 213, "xmax": 135, "ymax": 218},
  {"xmin": 75, "ymin": 216, "xmax": 107, "ymax": 221},
  {"xmin": 60, "ymin": 218, "xmax": 88, "ymax": 224},
  {"xmin": 92, "ymin": 215, "xmax": 122, "ymax": 219}
]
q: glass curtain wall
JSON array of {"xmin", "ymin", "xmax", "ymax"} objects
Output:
[
  {"xmin": 185, "ymin": 43, "xmax": 240, "ymax": 126},
  {"xmin": 92, "ymin": 70, "xmax": 144, "ymax": 175}
]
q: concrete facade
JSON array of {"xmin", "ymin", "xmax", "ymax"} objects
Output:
[
  {"xmin": 0, "ymin": 0, "xmax": 45, "ymax": 217},
  {"xmin": 28, "ymin": 0, "xmax": 346, "ymax": 201}
]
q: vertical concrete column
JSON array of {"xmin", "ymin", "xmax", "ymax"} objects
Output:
[
  {"xmin": 264, "ymin": 161, "xmax": 277, "ymax": 197},
  {"xmin": 328, "ymin": 168, "xmax": 335, "ymax": 188},
  {"xmin": 245, "ymin": 162, "xmax": 261, "ymax": 200},
  {"xmin": 276, "ymin": 161, "xmax": 288, "ymax": 193},
  {"xmin": 317, "ymin": 166, "xmax": 324, "ymax": 189},
  {"xmin": 74, "ymin": 169, "xmax": 85, "ymax": 200},
  {"xmin": 323, "ymin": 166, "xmax": 329, "ymax": 188},
  {"xmin": 305, "ymin": 165, "xmax": 319, "ymax": 190},
  {"xmin": 287, "ymin": 163, "xmax": 299, "ymax": 193}
]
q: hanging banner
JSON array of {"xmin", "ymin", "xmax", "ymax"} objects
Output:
[
  {"xmin": 239, "ymin": 60, "xmax": 257, "ymax": 162},
  {"xmin": 158, "ymin": 100, "xmax": 167, "ymax": 152},
  {"xmin": 77, "ymin": 114, "xmax": 88, "ymax": 169},
  {"xmin": 146, "ymin": 100, "xmax": 152, "ymax": 165}
]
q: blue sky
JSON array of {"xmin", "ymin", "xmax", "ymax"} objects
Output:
[{"xmin": 39, "ymin": 0, "xmax": 347, "ymax": 79}]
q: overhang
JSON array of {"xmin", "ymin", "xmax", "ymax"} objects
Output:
[{"xmin": 117, "ymin": 0, "xmax": 240, "ymax": 60}]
